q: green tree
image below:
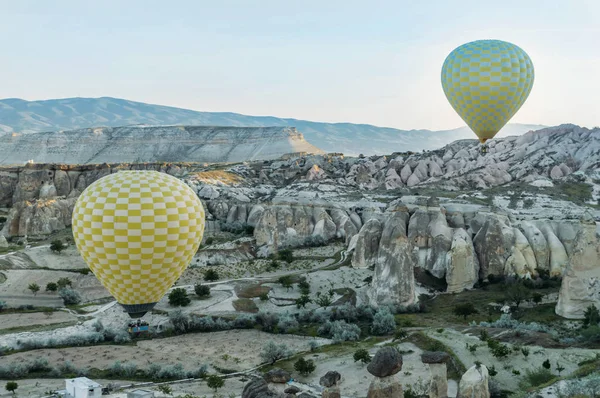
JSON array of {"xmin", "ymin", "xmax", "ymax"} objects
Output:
[
  {"xmin": 453, "ymin": 303, "xmax": 478, "ymax": 320},
  {"xmin": 505, "ymin": 282, "xmax": 530, "ymax": 309},
  {"xmin": 50, "ymin": 239, "xmax": 66, "ymax": 254},
  {"xmin": 315, "ymin": 292, "xmax": 332, "ymax": 308},
  {"xmin": 295, "ymin": 294, "xmax": 312, "ymax": 309},
  {"xmin": 298, "ymin": 278, "xmax": 310, "ymax": 295},
  {"xmin": 278, "ymin": 249, "xmax": 294, "ymax": 264},
  {"xmin": 278, "ymin": 276, "xmax": 293, "ymax": 291},
  {"xmin": 28, "ymin": 283, "xmax": 40, "ymax": 296},
  {"xmin": 168, "ymin": 288, "xmax": 191, "ymax": 307},
  {"xmin": 206, "ymin": 374, "xmax": 224, "ymax": 392},
  {"xmin": 294, "ymin": 357, "xmax": 316, "ymax": 376},
  {"xmin": 46, "ymin": 282, "xmax": 58, "ymax": 292},
  {"xmin": 542, "ymin": 359, "xmax": 551, "ymax": 370},
  {"xmin": 194, "ymin": 284, "xmax": 210, "ymax": 298},
  {"xmin": 353, "ymin": 349, "xmax": 371, "ymax": 364},
  {"xmin": 5, "ymin": 381, "xmax": 18, "ymax": 395},
  {"xmin": 56, "ymin": 277, "xmax": 72, "ymax": 289},
  {"xmin": 583, "ymin": 305, "xmax": 600, "ymax": 328},
  {"xmin": 531, "ymin": 292, "xmax": 543, "ymax": 305},
  {"xmin": 556, "ymin": 362, "xmax": 565, "ymax": 375},
  {"xmin": 260, "ymin": 340, "xmax": 291, "ymax": 364},
  {"xmin": 204, "ymin": 269, "xmax": 219, "ymax": 282}
]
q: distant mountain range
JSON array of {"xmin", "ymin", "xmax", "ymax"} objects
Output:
[{"xmin": 0, "ymin": 97, "xmax": 545, "ymax": 155}]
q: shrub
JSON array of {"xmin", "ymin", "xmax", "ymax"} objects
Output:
[
  {"xmin": 168, "ymin": 288, "xmax": 191, "ymax": 307},
  {"xmin": 28, "ymin": 283, "xmax": 40, "ymax": 296},
  {"xmin": 505, "ymin": 281, "xmax": 530, "ymax": 309},
  {"xmin": 580, "ymin": 325, "xmax": 600, "ymax": 343},
  {"xmin": 521, "ymin": 347, "xmax": 530, "ymax": 357},
  {"xmin": 298, "ymin": 278, "xmax": 310, "ymax": 295},
  {"xmin": 453, "ymin": 303, "xmax": 478, "ymax": 320},
  {"xmin": 256, "ymin": 312, "xmax": 279, "ymax": 332},
  {"xmin": 56, "ymin": 277, "xmax": 72, "ymax": 289},
  {"xmin": 522, "ymin": 367, "xmax": 555, "ymax": 389},
  {"xmin": 542, "ymin": 359, "xmax": 551, "ymax": 369},
  {"xmin": 371, "ymin": 306, "xmax": 396, "ymax": 335},
  {"xmin": 276, "ymin": 312, "xmax": 299, "ymax": 333},
  {"xmin": 583, "ymin": 305, "xmax": 600, "ymax": 328},
  {"xmin": 259, "ymin": 292, "xmax": 269, "ymax": 301},
  {"xmin": 490, "ymin": 343, "xmax": 511, "ymax": 359},
  {"xmin": 157, "ymin": 385, "xmax": 172, "ymax": 395},
  {"xmin": 278, "ymin": 276, "xmax": 293, "ymax": 291},
  {"xmin": 318, "ymin": 320, "xmax": 360, "ymax": 342},
  {"xmin": 278, "ymin": 249, "xmax": 294, "ymax": 263},
  {"xmin": 268, "ymin": 260, "xmax": 279, "ymax": 270},
  {"xmin": 531, "ymin": 292, "xmax": 543, "ymax": 305},
  {"xmin": 295, "ymin": 294, "xmax": 312, "ymax": 309},
  {"xmin": 315, "ymin": 293, "xmax": 332, "ymax": 308},
  {"xmin": 50, "ymin": 239, "xmax": 66, "ymax": 253},
  {"xmin": 394, "ymin": 329, "xmax": 408, "ymax": 341},
  {"xmin": 353, "ymin": 349, "xmax": 371, "ymax": 364},
  {"xmin": 194, "ymin": 284, "xmax": 210, "ymax": 298},
  {"xmin": 0, "ymin": 301, "xmax": 6, "ymax": 312},
  {"xmin": 169, "ymin": 309, "xmax": 190, "ymax": 333},
  {"xmin": 260, "ymin": 341, "xmax": 291, "ymax": 364},
  {"xmin": 294, "ymin": 358, "xmax": 316, "ymax": 376},
  {"xmin": 59, "ymin": 288, "xmax": 82, "ymax": 305},
  {"xmin": 205, "ymin": 237, "xmax": 214, "ymax": 245},
  {"xmin": 204, "ymin": 269, "xmax": 219, "ymax": 282},
  {"xmin": 157, "ymin": 364, "xmax": 186, "ymax": 380},
  {"xmin": 488, "ymin": 365, "xmax": 498, "ymax": 376},
  {"xmin": 206, "ymin": 374, "xmax": 224, "ymax": 392},
  {"xmin": 232, "ymin": 314, "xmax": 256, "ymax": 329},
  {"xmin": 45, "ymin": 282, "xmax": 58, "ymax": 292}
]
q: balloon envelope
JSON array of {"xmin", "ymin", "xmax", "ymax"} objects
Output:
[
  {"xmin": 72, "ymin": 171, "xmax": 205, "ymax": 317},
  {"xmin": 441, "ymin": 39, "xmax": 534, "ymax": 143}
]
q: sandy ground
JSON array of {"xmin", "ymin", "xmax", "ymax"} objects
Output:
[
  {"xmin": 0, "ymin": 311, "xmax": 77, "ymax": 330},
  {"xmin": 23, "ymin": 245, "xmax": 88, "ymax": 270},
  {"xmin": 422, "ymin": 328, "xmax": 600, "ymax": 391},
  {"xmin": 0, "ymin": 330, "xmax": 331, "ymax": 374}
]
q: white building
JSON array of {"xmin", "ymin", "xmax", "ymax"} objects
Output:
[{"xmin": 64, "ymin": 377, "xmax": 102, "ymax": 398}]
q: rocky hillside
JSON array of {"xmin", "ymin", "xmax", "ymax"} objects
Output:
[
  {"xmin": 1, "ymin": 124, "xmax": 598, "ymax": 319},
  {"xmin": 0, "ymin": 125, "xmax": 323, "ymax": 165},
  {"xmin": 0, "ymin": 97, "xmax": 544, "ymax": 154}
]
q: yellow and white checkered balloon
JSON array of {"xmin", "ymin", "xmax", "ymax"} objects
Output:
[
  {"xmin": 72, "ymin": 171, "xmax": 205, "ymax": 316},
  {"xmin": 442, "ymin": 40, "xmax": 534, "ymax": 143}
]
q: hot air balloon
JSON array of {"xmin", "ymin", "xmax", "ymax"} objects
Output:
[
  {"xmin": 72, "ymin": 171, "xmax": 205, "ymax": 318},
  {"xmin": 441, "ymin": 40, "xmax": 534, "ymax": 153}
]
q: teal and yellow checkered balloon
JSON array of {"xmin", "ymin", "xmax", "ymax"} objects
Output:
[
  {"xmin": 72, "ymin": 171, "xmax": 205, "ymax": 317},
  {"xmin": 442, "ymin": 40, "xmax": 534, "ymax": 143}
]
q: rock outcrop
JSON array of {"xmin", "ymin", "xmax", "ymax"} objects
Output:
[
  {"xmin": 243, "ymin": 378, "xmax": 284, "ymax": 398},
  {"xmin": 556, "ymin": 215, "xmax": 600, "ymax": 319},
  {"xmin": 264, "ymin": 368, "xmax": 291, "ymax": 384},
  {"xmin": 367, "ymin": 347, "xmax": 404, "ymax": 398},
  {"xmin": 352, "ymin": 219, "xmax": 383, "ymax": 269},
  {"xmin": 319, "ymin": 371, "xmax": 341, "ymax": 398},
  {"xmin": 446, "ymin": 229, "xmax": 479, "ymax": 293},
  {"xmin": 457, "ymin": 365, "xmax": 490, "ymax": 398},
  {"xmin": 421, "ymin": 351, "xmax": 450, "ymax": 398}
]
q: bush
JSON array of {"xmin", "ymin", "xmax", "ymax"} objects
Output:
[
  {"xmin": 318, "ymin": 320, "xmax": 360, "ymax": 342},
  {"xmin": 169, "ymin": 309, "xmax": 190, "ymax": 333},
  {"xmin": 353, "ymin": 349, "xmax": 371, "ymax": 364},
  {"xmin": 194, "ymin": 284, "xmax": 210, "ymax": 298},
  {"xmin": 453, "ymin": 303, "xmax": 478, "ymax": 320},
  {"xmin": 0, "ymin": 301, "xmax": 6, "ymax": 312},
  {"xmin": 315, "ymin": 293, "xmax": 332, "ymax": 308},
  {"xmin": 294, "ymin": 357, "xmax": 316, "ymax": 376},
  {"xmin": 59, "ymin": 288, "xmax": 81, "ymax": 305},
  {"xmin": 168, "ymin": 288, "xmax": 191, "ymax": 307},
  {"xmin": 205, "ymin": 237, "xmax": 214, "ymax": 245},
  {"xmin": 56, "ymin": 277, "xmax": 72, "ymax": 289},
  {"xmin": 542, "ymin": 359, "xmax": 551, "ymax": 369},
  {"xmin": 521, "ymin": 367, "xmax": 555, "ymax": 389},
  {"xmin": 371, "ymin": 307, "xmax": 396, "ymax": 335},
  {"xmin": 531, "ymin": 292, "xmax": 543, "ymax": 305},
  {"xmin": 580, "ymin": 325, "xmax": 600, "ymax": 343},
  {"xmin": 295, "ymin": 294, "xmax": 312, "ymax": 309},
  {"xmin": 204, "ymin": 269, "xmax": 219, "ymax": 282},
  {"xmin": 50, "ymin": 239, "xmax": 66, "ymax": 253},
  {"xmin": 505, "ymin": 281, "xmax": 530, "ymax": 309},
  {"xmin": 260, "ymin": 341, "xmax": 291, "ymax": 364},
  {"xmin": 278, "ymin": 276, "xmax": 293, "ymax": 291},
  {"xmin": 583, "ymin": 305, "xmax": 600, "ymax": 328},
  {"xmin": 256, "ymin": 312, "xmax": 279, "ymax": 332},
  {"xmin": 298, "ymin": 279, "xmax": 310, "ymax": 295},
  {"xmin": 206, "ymin": 374, "xmax": 224, "ymax": 392},
  {"xmin": 45, "ymin": 282, "xmax": 58, "ymax": 292},
  {"xmin": 276, "ymin": 312, "xmax": 299, "ymax": 333},
  {"xmin": 278, "ymin": 249, "xmax": 294, "ymax": 263},
  {"xmin": 28, "ymin": 283, "xmax": 40, "ymax": 296}
]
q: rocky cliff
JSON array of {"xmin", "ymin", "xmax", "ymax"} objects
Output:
[
  {"xmin": 1, "ymin": 124, "xmax": 598, "ymax": 317},
  {"xmin": 0, "ymin": 125, "xmax": 324, "ymax": 165}
]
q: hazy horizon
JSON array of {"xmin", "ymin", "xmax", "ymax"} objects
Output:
[{"xmin": 1, "ymin": 0, "xmax": 598, "ymax": 130}]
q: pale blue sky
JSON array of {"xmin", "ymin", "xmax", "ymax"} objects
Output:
[{"xmin": 0, "ymin": 0, "xmax": 598, "ymax": 130}]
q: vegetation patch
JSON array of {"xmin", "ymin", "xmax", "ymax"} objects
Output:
[
  {"xmin": 232, "ymin": 298, "xmax": 259, "ymax": 313},
  {"xmin": 407, "ymin": 331, "xmax": 466, "ymax": 380},
  {"xmin": 235, "ymin": 283, "xmax": 271, "ymax": 299}
]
